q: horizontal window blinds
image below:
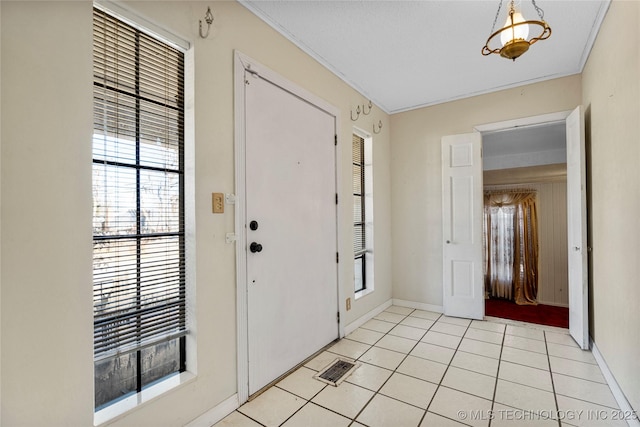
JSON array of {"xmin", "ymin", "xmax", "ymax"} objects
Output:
[
  {"xmin": 92, "ymin": 8, "xmax": 186, "ymax": 362},
  {"xmin": 353, "ymin": 134, "xmax": 366, "ymax": 256}
]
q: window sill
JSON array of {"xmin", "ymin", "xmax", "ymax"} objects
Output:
[
  {"xmin": 94, "ymin": 371, "xmax": 196, "ymax": 426},
  {"xmin": 355, "ymin": 287, "xmax": 374, "ymax": 300}
]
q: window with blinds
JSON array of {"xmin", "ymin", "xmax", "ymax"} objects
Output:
[
  {"xmin": 353, "ymin": 134, "xmax": 366, "ymax": 293},
  {"xmin": 92, "ymin": 8, "xmax": 186, "ymax": 410}
]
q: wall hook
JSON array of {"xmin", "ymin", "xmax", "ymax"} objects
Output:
[
  {"xmin": 350, "ymin": 105, "xmax": 361, "ymax": 121},
  {"xmin": 373, "ymin": 120, "xmax": 383, "ymax": 134},
  {"xmin": 199, "ymin": 6, "xmax": 214, "ymax": 39},
  {"xmin": 362, "ymin": 100, "xmax": 372, "ymax": 115}
]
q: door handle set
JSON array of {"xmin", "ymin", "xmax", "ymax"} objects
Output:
[{"xmin": 249, "ymin": 220, "xmax": 262, "ymax": 253}]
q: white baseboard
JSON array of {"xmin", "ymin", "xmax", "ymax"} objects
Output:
[
  {"xmin": 184, "ymin": 394, "xmax": 239, "ymax": 427},
  {"xmin": 344, "ymin": 299, "xmax": 392, "ymax": 336},
  {"xmin": 392, "ymin": 298, "xmax": 443, "ymax": 314},
  {"xmin": 591, "ymin": 339, "xmax": 640, "ymax": 427}
]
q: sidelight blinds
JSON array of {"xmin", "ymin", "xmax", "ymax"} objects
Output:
[
  {"xmin": 353, "ymin": 133, "xmax": 366, "ymax": 292},
  {"xmin": 353, "ymin": 134, "xmax": 366, "ymax": 255},
  {"xmin": 92, "ymin": 7, "xmax": 186, "ymax": 407}
]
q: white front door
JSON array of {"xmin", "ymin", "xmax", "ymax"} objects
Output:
[
  {"xmin": 244, "ymin": 69, "xmax": 339, "ymax": 394},
  {"xmin": 441, "ymin": 133, "xmax": 484, "ymax": 320},
  {"xmin": 566, "ymin": 106, "xmax": 589, "ymax": 349}
]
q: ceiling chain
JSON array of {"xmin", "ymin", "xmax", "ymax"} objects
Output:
[
  {"xmin": 490, "ymin": 0, "xmax": 545, "ymax": 36},
  {"xmin": 489, "ymin": 0, "xmax": 504, "ymax": 35},
  {"xmin": 531, "ymin": 0, "xmax": 545, "ymax": 20}
]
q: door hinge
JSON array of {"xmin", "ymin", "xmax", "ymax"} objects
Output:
[
  {"xmin": 336, "ymin": 252, "xmax": 339, "ymax": 263},
  {"xmin": 335, "ymin": 193, "xmax": 339, "ymax": 204},
  {"xmin": 337, "ymin": 311, "xmax": 340, "ymax": 323},
  {"xmin": 334, "ymin": 135, "xmax": 337, "ymax": 146}
]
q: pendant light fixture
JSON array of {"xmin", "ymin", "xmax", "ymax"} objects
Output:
[{"xmin": 482, "ymin": 0, "xmax": 552, "ymax": 61}]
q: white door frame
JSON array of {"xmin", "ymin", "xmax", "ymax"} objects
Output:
[
  {"xmin": 474, "ymin": 111, "xmax": 572, "ymax": 134},
  {"xmin": 233, "ymin": 51, "xmax": 343, "ymax": 404},
  {"xmin": 474, "ymin": 110, "xmax": 588, "ymax": 332}
]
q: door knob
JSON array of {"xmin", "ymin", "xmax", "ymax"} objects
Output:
[{"xmin": 250, "ymin": 242, "xmax": 263, "ymax": 253}]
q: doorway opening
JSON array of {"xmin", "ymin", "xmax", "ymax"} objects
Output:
[{"xmin": 480, "ymin": 121, "xmax": 569, "ymax": 328}]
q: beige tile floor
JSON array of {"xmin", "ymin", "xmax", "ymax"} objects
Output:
[{"xmin": 216, "ymin": 306, "xmax": 626, "ymax": 427}]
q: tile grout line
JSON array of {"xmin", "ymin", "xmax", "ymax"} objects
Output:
[
  {"xmin": 348, "ymin": 308, "xmax": 433, "ymax": 425},
  {"xmin": 415, "ymin": 311, "xmax": 447, "ymax": 427},
  {"xmin": 419, "ymin": 315, "xmax": 476, "ymax": 427},
  {"xmin": 546, "ymin": 352, "xmax": 599, "ymax": 367},
  {"xmin": 547, "ymin": 371, "xmax": 610, "ymax": 386},
  {"xmin": 272, "ymin": 382, "xmax": 332, "ymax": 427},
  {"xmin": 543, "ymin": 330, "xmax": 563, "ymax": 427},
  {"xmin": 235, "ymin": 408, "xmax": 267, "ymax": 427},
  {"xmin": 487, "ymin": 323, "xmax": 507, "ymax": 427}
]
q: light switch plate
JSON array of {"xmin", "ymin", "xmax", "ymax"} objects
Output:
[{"xmin": 212, "ymin": 193, "xmax": 224, "ymax": 213}]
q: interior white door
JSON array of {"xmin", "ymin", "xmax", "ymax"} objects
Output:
[
  {"xmin": 244, "ymin": 72, "xmax": 339, "ymax": 394},
  {"xmin": 442, "ymin": 133, "xmax": 484, "ymax": 320},
  {"xmin": 566, "ymin": 106, "xmax": 589, "ymax": 350}
]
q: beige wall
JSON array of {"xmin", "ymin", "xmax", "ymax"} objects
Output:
[
  {"xmin": 582, "ymin": 0, "xmax": 640, "ymax": 412},
  {"xmin": 1, "ymin": 2, "xmax": 95, "ymax": 426},
  {"xmin": 0, "ymin": 2, "xmax": 3, "ymax": 421},
  {"xmin": 0, "ymin": 1, "xmax": 392, "ymax": 425},
  {"xmin": 390, "ymin": 75, "xmax": 581, "ymax": 307}
]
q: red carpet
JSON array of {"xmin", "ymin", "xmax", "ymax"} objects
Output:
[{"xmin": 485, "ymin": 298, "xmax": 569, "ymax": 328}]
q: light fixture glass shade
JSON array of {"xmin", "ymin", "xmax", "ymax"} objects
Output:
[
  {"xmin": 500, "ymin": 11, "xmax": 529, "ymax": 46},
  {"xmin": 482, "ymin": 0, "xmax": 552, "ymax": 61}
]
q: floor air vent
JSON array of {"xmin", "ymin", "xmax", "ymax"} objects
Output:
[{"xmin": 314, "ymin": 358, "xmax": 359, "ymax": 386}]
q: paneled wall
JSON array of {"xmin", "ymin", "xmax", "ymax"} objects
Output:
[
  {"xmin": 485, "ymin": 165, "xmax": 568, "ymax": 306},
  {"xmin": 535, "ymin": 181, "xmax": 568, "ymax": 306}
]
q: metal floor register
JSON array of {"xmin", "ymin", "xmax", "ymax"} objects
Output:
[{"xmin": 314, "ymin": 358, "xmax": 359, "ymax": 387}]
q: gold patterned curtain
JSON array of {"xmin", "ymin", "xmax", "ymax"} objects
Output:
[{"xmin": 483, "ymin": 190, "xmax": 539, "ymax": 305}]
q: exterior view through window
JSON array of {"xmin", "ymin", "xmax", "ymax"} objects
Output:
[{"xmin": 92, "ymin": 8, "xmax": 186, "ymax": 410}]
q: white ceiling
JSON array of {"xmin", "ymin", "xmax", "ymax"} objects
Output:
[{"xmin": 239, "ymin": 0, "xmax": 610, "ymax": 114}]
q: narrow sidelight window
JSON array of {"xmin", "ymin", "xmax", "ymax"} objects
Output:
[
  {"xmin": 353, "ymin": 133, "xmax": 366, "ymax": 293},
  {"xmin": 92, "ymin": 7, "xmax": 186, "ymax": 410}
]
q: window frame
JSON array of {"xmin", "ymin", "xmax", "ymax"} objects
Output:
[
  {"xmin": 352, "ymin": 129, "xmax": 374, "ymax": 299},
  {"xmin": 92, "ymin": 4, "xmax": 190, "ymax": 415}
]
